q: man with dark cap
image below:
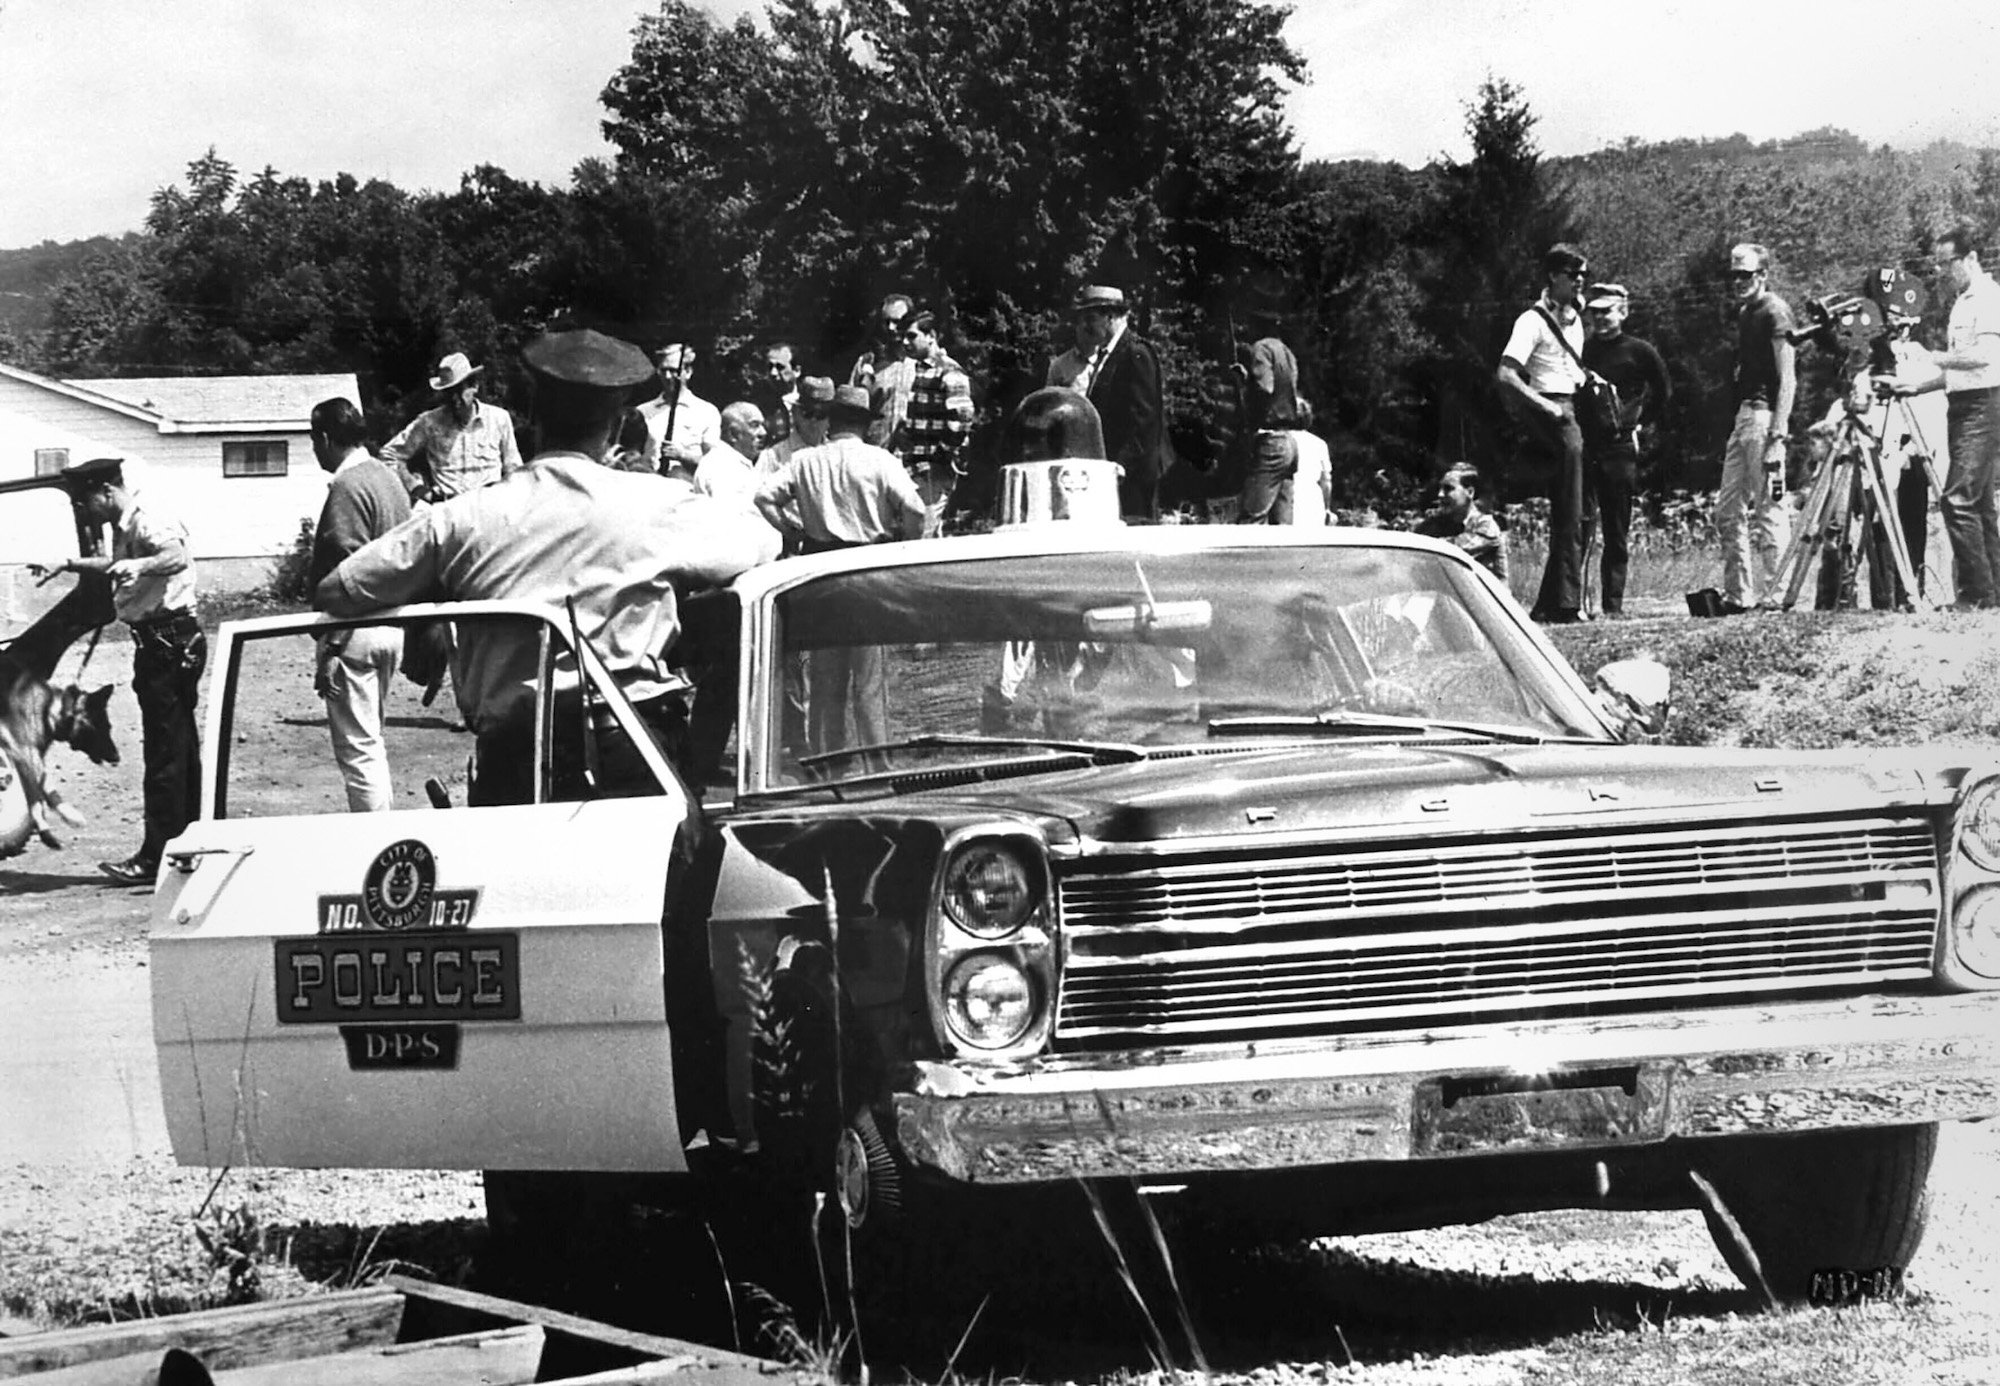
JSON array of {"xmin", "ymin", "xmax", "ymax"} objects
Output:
[
  {"xmin": 1579, "ymin": 282, "xmax": 1671, "ymax": 617},
  {"xmin": 30, "ymin": 457, "xmax": 203, "ymax": 884},
  {"xmin": 1046, "ymin": 285, "xmax": 1172, "ymax": 521},
  {"xmin": 317, "ymin": 329, "xmax": 779, "ymax": 803},
  {"xmin": 1498, "ymin": 243, "xmax": 1592, "ymax": 623},
  {"xmin": 381, "ymin": 351, "xmax": 524, "ymax": 502}
]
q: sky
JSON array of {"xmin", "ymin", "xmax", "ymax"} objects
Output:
[{"xmin": 2, "ymin": 0, "xmax": 1998, "ymax": 249}]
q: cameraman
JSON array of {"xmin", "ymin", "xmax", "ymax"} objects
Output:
[
  {"xmin": 1713, "ymin": 243, "xmax": 1796, "ymax": 614},
  {"xmin": 1887, "ymin": 222, "xmax": 2000, "ymax": 609},
  {"xmin": 1810, "ymin": 309, "xmax": 1942, "ymax": 609}
]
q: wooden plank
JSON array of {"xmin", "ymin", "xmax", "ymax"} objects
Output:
[
  {"xmin": 0, "ymin": 1289, "xmax": 404, "ymax": 1379},
  {"xmin": 209, "ymin": 1323, "xmax": 545, "ymax": 1386},
  {"xmin": 560, "ymin": 1362, "xmax": 819, "ymax": 1386},
  {"xmin": 384, "ymin": 1277, "xmax": 773, "ymax": 1371}
]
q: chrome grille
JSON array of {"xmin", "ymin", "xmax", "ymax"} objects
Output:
[{"xmin": 1055, "ymin": 816, "xmax": 1940, "ymax": 1043}]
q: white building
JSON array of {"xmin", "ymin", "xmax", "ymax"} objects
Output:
[{"xmin": 0, "ymin": 365, "xmax": 355, "ymax": 627}]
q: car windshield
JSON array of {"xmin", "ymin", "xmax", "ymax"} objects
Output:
[{"xmin": 758, "ymin": 543, "xmax": 1605, "ymax": 788}]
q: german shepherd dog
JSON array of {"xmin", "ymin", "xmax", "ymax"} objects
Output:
[{"xmin": 0, "ymin": 650, "xmax": 118, "ymax": 856}]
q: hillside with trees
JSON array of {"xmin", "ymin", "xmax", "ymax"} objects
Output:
[{"xmin": 8, "ymin": 0, "xmax": 1999, "ymax": 513}]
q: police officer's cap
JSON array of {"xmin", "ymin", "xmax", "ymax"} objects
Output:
[
  {"xmin": 59, "ymin": 456, "xmax": 125, "ymax": 489},
  {"xmin": 521, "ymin": 329, "xmax": 653, "ymax": 393}
]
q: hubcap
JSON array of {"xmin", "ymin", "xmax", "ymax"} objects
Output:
[{"xmin": 833, "ymin": 1125, "xmax": 870, "ymax": 1229}]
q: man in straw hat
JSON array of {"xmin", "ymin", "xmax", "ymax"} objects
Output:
[
  {"xmin": 318, "ymin": 328, "xmax": 778, "ymax": 803},
  {"xmin": 381, "ymin": 351, "xmax": 523, "ymax": 503}
]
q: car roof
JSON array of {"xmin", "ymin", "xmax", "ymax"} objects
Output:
[{"xmin": 728, "ymin": 524, "xmax": 1476, "ymax": 604}]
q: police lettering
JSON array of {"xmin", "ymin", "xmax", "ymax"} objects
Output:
[
  {"xmin": 364, "ymin": 1030, "xmax": 441, "ymax": 1062},
  {"xmin": 275, "ymin": 933, "xmax": 518, "ymax": 1023}
]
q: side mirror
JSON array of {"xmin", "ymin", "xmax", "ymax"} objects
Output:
[{"xmin": 1594, "ymin": 657, "xmax": 1672, "ymax": 742}]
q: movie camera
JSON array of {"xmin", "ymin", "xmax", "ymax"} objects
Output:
[
  {"xmin": 1768, "ymin": 266, "xmax": 1941, "ymax": 611},
  {"xmin": 1785, "ymin": 269, "xmax": 1929, "ymax": 377}
]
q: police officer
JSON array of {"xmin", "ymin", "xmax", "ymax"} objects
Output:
[{"xmin": 32, "ymin": 457, "xmax": 203, "ymax": 885}]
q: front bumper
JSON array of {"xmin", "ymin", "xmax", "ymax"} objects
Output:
[{"xmin": 891, "ymin": 991, "xmax": 2000, "ymax": 1183}]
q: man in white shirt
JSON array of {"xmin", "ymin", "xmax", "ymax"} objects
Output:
[
  {"xmin": 641, "ymin": 343, "xmax": 722, "ymax": 476},
  {"xmin": 1497, "ymin": 243, "xmax": 1590, "ymax": 624},
  {"xmin": 320, "ymin": 329, "xmax": 778, "ymax": 800},
  {"xmin": 695, "ymin": 401, "xmax": 774, "ymax": 512},
  {"xmin": 753, "ymin": 384, "xmax": 923, "ymax": 771},
  {"xmin": 1892, "ymin": 222, "xmax": 2000, "ymax": 608},
  {"xmin": 1290, "ymin": 398, "xmax": 1331, "ymax": 527}
]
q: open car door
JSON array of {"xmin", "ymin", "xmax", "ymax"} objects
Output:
[{"xmin": 151, "ymin": 603, "xmax": 693, "ymax": 1173}]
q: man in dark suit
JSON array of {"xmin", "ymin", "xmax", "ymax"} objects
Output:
[{"xmin": 1047, "ymin": 285, "xmax": 1171, "ymax": 520}]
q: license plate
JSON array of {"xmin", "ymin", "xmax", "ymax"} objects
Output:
[
  {"xmin": 275, "ymin": 932, "xmax": 521, "ymax": 1024},
  {"xmin": 1410, "ymin": 1065, "xmax": 1669, "ymax": 1156}
]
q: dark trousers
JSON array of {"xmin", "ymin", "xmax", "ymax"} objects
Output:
[
  {"xmin": 1586, "ymin": 443, "xmax": 1636, "ymax": 613},
  {"xmin": 132, "ymin": 617, "xmax": 206, "ymax": 863},
  {"xmin": 1532, "ymin": 400, "xmax": 1586, "ymax": 617},
  {"xmin": 1942, "ymin": 387, "xmax": 2000, "ymax": 607},
  {"xmin": 1236, "ymin": 432, "xmax": 1298, "ymax": 524}
]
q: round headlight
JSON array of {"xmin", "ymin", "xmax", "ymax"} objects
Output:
[
  {"xmin": 1955, "ymin": 884, "xmax": 2000, "ymax": 979},
  {"xmin": 943, "ymin": 843, "xmax": 1037, "ymax": 937},
  {"xmin": 1962, "ymin": 781, "xmax": 2000, "ymax": 872},
  {"xmin": 944, "ymin": 954, "xmax": 1036, "ymax": 1049}
]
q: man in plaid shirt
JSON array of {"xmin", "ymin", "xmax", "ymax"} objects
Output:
[{"xmin": 878, "ymin": 309, "xmax": 974, "ymax": 536}]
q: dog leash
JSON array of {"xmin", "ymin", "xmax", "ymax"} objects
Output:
[{"xmin": 72, "ymin": 624, "xmax": 105, "ymax": 680}]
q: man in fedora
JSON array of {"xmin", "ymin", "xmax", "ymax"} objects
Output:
[
  {"xmin": 1047, "ymin": 285, "xmax": 1172, "ymax": 521},
  {"xmin": 753, "ymin": 384, "xmax": 924, "ymax": 771},
  {"xmin": 31, "ymin": 457, "xmax": 203, "ymax": 885},
  {"xmin": 642, "ymin": 342, "xmax": 721, "ymax": 477},
  {"xmin": 318, "ymin": 329, "xmax": 779, "ymax": 803},
  {"xmin": 381, "ymin": 351, "xmax": 523, "ymax": 503}
]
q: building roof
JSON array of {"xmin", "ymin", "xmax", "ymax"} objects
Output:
[{"xmin": 64, "ymin": 374, "xmax": 358, "ymax": 432}]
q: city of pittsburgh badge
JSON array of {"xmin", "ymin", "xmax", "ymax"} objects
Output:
[{"xmin": 362, "ymin": 839, "xmax": 437, "ymax": 931}]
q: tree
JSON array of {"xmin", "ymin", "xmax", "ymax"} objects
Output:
[{"xmin": 1411, "ymin": 78, "xmax": 1581, "ymax": 497}]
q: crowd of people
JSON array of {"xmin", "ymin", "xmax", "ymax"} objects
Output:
[{"xmin": 28, "ymin": 226, "xmax": 1997, "ymax": 880}]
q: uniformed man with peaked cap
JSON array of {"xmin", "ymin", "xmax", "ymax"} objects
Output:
[
  {"xmin": 317, "ymin": 328, "xmax": 780, "ymax": 801},
  {"xmin": 33, "ymin": 455, "xmax": 204, "ymax": 885}
]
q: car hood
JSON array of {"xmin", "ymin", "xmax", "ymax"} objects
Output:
[{"xmin": 886, "ymin": 740, "xmax": 1958, "ymax": 846}]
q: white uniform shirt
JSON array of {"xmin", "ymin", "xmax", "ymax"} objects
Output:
[{"xmin": 1501, "ymin": 293, "xmax": 1588, "ymax": 394}]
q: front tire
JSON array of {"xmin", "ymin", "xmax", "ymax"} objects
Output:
[{"xmin": 1689, "ymin": 1123, "xmax": 1936, "ymax": 1304}]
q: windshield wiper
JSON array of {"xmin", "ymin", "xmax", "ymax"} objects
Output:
[
  {"xmin": 796, "ymin": 732, "xmax": 1150, "ymax": 771},
  {"xmin": 1207, "ymin": 710, "xmax": 1548, "ymax": 745}
]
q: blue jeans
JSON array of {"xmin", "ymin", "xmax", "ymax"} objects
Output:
[{"xmin": 1942, "ymin": 387, "xmax": 2000, "ymax": 606}]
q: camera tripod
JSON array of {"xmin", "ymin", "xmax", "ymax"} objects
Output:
[{"xmin": 1773, "ymin": 390, "xmax": 1943, "ymax": 612}]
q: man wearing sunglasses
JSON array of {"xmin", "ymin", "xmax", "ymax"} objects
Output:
[
  {"xmin": 1497, "ymin": 243, "xmax": 1591, "ymax": 623},
  {"xmin": 1713, "ymin": 242, "xmax": 1796, "ymax": 613}
]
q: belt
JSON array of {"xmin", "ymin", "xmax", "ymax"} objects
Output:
[
  {"xmin": 129, "ymin": 608, "xmax": 198, "ymax": 633},
  {"xmin": 800, "ymin": 535, "xmax": 870, "ymax": 555},
  {"xmin": 1539, "ymin": 391, "xmax": 1574, "ymax": 401}
]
